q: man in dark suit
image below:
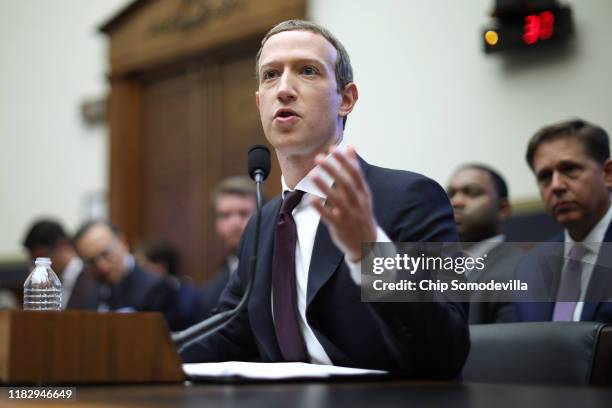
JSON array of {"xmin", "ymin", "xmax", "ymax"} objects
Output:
[
  {"xmin": 135, "ymin": 238, "xmax": 211, "ymax": 327},
  {"xmin": 179, "ymin": 20, "xmax": 469, "ymax": 378},
  {"xmin": 201, "ymin": 176, "xmax": 257, "ymax": 316},
  {"xmin": 515, "ymin": 119, "xmax": 612, "ymax": 323},
  {"xmin": 22, "ymin": 219, "xmax": 99, "ymax": 310},
  {"xmin": 73, "ymin": 220, "xmax": 200, "ymax": 331},
  {"xmin": 447, "ymin": 164, "xmax": 523, "ymax": 323}
]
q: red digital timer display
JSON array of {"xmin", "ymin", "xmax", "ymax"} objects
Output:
[
  {"xmin": 522, "ymin": 11, "xmax": 555, "ymax": 45},
  {"xmin": 483, "ymin": 5, "xmax": 572, "ymax": 54}
]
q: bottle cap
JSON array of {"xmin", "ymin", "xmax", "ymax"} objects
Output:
[{"xmin": 35, "ymin": 257, "xmax": 52, "ymax": 266}]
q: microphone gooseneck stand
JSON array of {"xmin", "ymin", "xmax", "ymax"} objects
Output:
[{"xmin": 172, "ymin": 145, "xmax": 269, "ymax": 354}]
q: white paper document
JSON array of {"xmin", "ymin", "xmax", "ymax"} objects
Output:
[{"xmin": 183, "ymin": 361, "xmax": 388, "ymax": 381}]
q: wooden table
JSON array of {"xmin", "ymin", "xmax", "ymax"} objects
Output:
[{"xmin": 2, "ymin": 380, "xmax": 611, "ymax": 408}]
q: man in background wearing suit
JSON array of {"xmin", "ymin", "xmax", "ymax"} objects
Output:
[
  {"xmin": 22, "ymin": 219, "xmax": 99, "ymax": 309},
  {"xmin": 515, "ymin": 119, "xmax": 612, "ymax": 323},
  {"xmin": 447, "ymin": 164, "xmax": 523, "ymax": 323},
  {"xmin": 73, "ymin": 220, "xmax": 200, "ymax": 331},
  {"xmin": 200, "ymin": 176, "xmax": 257, "ymax": 316},
  {"xmin": 180, "ymin": 20, "xmax": 469, "ymax": 378}
]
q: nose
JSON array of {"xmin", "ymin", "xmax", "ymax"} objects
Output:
[
  {"xmin": 450, "ymin": 193, "xmax": 464, "ymax": 209},
  {"xmin": 550, "ymin": 171, "xmax": 567, "ymax": 195},
  {"xmin": 277, "ymin": 71, "xmax": 297, "ymax": 103}
]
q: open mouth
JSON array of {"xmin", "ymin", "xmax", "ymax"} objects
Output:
[{"xmin": 274, "ymin": 109, "xmax": 299, "ymax": 120}]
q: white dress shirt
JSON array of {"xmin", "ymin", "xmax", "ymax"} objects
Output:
[
  {"xmin": 276, "ymin": 139, "xmax": 390, "ymax": 365},
  {"xmin": 563, "ymin": 204, "xmax": 612, "ymax": 321},
  {"xmin": 60, "ymin": 257, "xmax": 83, "ymax": 309}
]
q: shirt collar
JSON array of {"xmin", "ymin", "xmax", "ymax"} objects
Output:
[
  {"xmin": 227, "ymin": 254, "xmax": 239, "ymax": 275},
  {"xmin": 124, "ymin": 253, "xmax": 136, "ymax": 272},
  {"xmin": 280, "ymin": 138, "xmax": 348, "ymax": 200},
  {"xmin": 63, "ymin": 256, "xmax": 83, "ymax": 277},
  {"xmin": 61, "ymin": 256, "xmax": 83, "ymax": 285},
  {"xmin": 564, "ymin": 203, "xmax": 612, "ymax": 256},
  {"xmin": 464, "ymin": 234, "xmax": 505, "ymax": 259}
]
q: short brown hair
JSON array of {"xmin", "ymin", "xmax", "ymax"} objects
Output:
[
  {"xmin": 210, "ymin": 176, "xmax": 256, "ymax": 208},
  {"xmin": 526, "ymin": 119, "xmax": 610, "ymax": 169},
  {"xmin": 255, "ymin": 19, "xmax": 354, "ymax": 92}
]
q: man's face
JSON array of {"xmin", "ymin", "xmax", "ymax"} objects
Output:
[
  {"xmin": 214, "ymin": 194, "xmax": 257, "ymax": 252},
  {"xmin": 255, "ymin": 30, "xmax": 346, "ymax": 158},
  {"xmin": 532, "ymin": 137, "xmax": 612, "ymax": 239},
  {"xmin": 447, "ymin": 168, "xmax": 504, "ymax": 242},
  {"xmin": 74, "ymin": 223, "xmax": 129, "ymax": 285}
]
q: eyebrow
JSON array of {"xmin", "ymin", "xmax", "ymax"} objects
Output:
[
  {"xmin": 259, "ymin": 57, "xmax": 327, "ymax": 72},
  {"xmin": 448, "ymin": 182, "xmax": 484, "ymax": 191},
  {"xmin": 536, "ymin": 159, "xmax": 582, "ymax": 175}
]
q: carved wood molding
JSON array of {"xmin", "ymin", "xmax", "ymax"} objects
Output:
[
  {"xmin": 101, "ymin": 0, "xmax": 305, "ymax": 76},
  {"xmin": 149, "ymin": 0, "xmax": 241, "ymax": 34}
]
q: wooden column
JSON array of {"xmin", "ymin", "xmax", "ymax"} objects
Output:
[{"xmin": 108, "ymin": 77, "xmax": 144, "ymax": 245}]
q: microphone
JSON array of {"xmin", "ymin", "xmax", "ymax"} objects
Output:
[
  {"xmin": 172, "ymin": 145, "xmax": 271, "ymax": 354},
  {"xmin": 248, "ymin": 144, "xmax": 271, "ymax": 183},
  {"xmin": 248, "ymin": 144, "xmax": 270, "ymax": 209}
]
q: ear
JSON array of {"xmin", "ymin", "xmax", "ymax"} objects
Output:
[
  {"xmin": 603, "ymin": 159, "xmax": 612, "ymax": 189},
  {"xmin": 255, "ymin": 91, "xmax": 260, "ymax": 110},
  {"xmin": 338, "ymin": 82, "xmax": 358, "ymax": 120},
  {"xmin": 498, "ymin": 198, "xmax": 511, "ymax": 222}
]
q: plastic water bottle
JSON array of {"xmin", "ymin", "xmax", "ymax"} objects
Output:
[{"xmin": 23, "ymin": 257, "xmax": 62, "ymax": 310}]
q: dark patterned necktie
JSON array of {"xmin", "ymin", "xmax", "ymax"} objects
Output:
[{"xmin": 272, "ymin": 190, "xmax": 309, "ymax": 362}]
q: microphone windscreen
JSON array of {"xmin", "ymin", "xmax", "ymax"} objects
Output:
[{"xmin": 248, "ymin": 145, "xmax": 271, "ymax": 181}]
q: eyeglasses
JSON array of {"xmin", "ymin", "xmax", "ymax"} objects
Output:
[{"xmin": 83, "ymin": 241, "xmax": 119, "ymax": 268}]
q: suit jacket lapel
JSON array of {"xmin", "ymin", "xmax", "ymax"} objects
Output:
[
  {"xmin": 305, "ymin": 158, "xmax": 371, "ymax": 307},
  {"xmin": 541, "ymin": 239, "xmax": 565, "ymax": 301},
  {"xmin": 249, "ymin": 197, "xmax": 283, "ymax": 361},
  {"xmin": 528, "ymin": 238, "xmax": 564, "ymax": 321},
  {"xmin": 306, "ymin": 221, "xmax": 344, "ymax": 306},
  {"xmin": 65, "ymin": 271, "xmax": 83, "ymax": 309}
]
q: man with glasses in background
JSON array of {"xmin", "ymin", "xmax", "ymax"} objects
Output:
[{"xmin": 73, "ymin": 220, "xmax": 200, "ymax": 330}]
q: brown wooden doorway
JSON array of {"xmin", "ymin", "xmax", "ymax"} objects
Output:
[
  {"xmin": 140, "ymin": 46, "xmax": 280, "ymax": 282},
  {"xmin": 101, "ymin": 0, "xmax": 303, "ymax": 283}
]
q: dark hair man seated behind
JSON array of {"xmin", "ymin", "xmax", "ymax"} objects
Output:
[
  {"xmin": 516, "ymin": 119, "xmax": 612, "ymax": 323},
  {"xmin": 23, "ymin": 218, "xmax": 99, "ymax": 310}
]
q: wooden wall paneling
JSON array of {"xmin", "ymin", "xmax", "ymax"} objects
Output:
[
  {"xmin": 108, "ymin": 78, "xmax": 144, "ymax": 245},
  {"xmin": 142, "ymin": 70, "xmax": 200, "ymax": 278},
  {"xmin": 219, "ymin": 51, "xmax": 281, "ymax": 202},
  {"xmin": 202, "ymin": 60, "xmax": 226, "ymax": 282}
]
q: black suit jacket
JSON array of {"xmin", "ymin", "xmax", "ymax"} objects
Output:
[
  {"xmin": 65, "ymin": 266, "xmax": 99, "ymax": 310},
  {"xmin": 467, "ymin": 242, "xmax": 523, "ymax": 324},
  {"xmin": 106, "ymin": 264, "xmax": 164, "ymax": 311},
  {"xmin": 200, "ymin": 262, "xmax": 232, "ymax": 317},
  {"xmin": 103, "ymin": 263, "xmax": 198, "ymax": 331},
  {"xmin": 181, "ymin": 160, "xmax": 470, "ymax": 378},
  {"xmin": 514, "ymin": 221, "xmax": 612, "ymax": 322}
]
